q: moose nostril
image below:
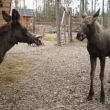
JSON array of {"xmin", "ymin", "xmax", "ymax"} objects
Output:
[
  {"xmin": 77, "ymin": 32, "xmax": 80, "ymax": 37},
  {"xmin": 80, "ymin": 33, "xmax": 84, "ymax": 36}
]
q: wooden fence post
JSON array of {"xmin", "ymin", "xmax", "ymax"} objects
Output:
[{"xmin": 61, "ymin": 7, "xmax": 66, "ymax": 43}]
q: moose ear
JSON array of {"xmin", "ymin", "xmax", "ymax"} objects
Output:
[
  {"xmin": 93, "ymin": 8, "xmax": 100, "ymax": 18},
  {"xmin": 12, "ymin": 9, "xmax": 20, "ymax": 22},
  {"xmin": 81, "ymin": 13, "xmax": 87, "ymax": 19},
  {"xmin": 2, "ymin": 11, "xmax": 11, "ymax": 22}
]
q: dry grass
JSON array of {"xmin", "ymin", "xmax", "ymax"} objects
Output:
[
  {"xmin": 43, "ymin": 33, "xmax": 56, "ymax": 41},
  {"xmin": 0, "ymin": 54, "xmax": 33, "ymax": 84}
]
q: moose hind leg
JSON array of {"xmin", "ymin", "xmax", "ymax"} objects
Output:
[
  {"xmin": 87, "ymin": 56, "xmax": 97, "ymax": 100},
  {"xmin": 99, "ymin": 57, "xmax": 105, "ymax": 103}
]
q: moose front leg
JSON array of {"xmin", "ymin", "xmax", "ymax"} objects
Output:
[
  {"xmin": 0, "ymin": 56, "xmax": 4, "ymax": 64},
  {"xmin": 87, "ymin": 55, "xmax": 97, "ymax": 100},
  {"xmin": 0, "ymin": 53, "xmax": 5, "ymax": 64},
  {"xmin": 99, "ymin": 57, "xmax": 105, "ymax": 103}
]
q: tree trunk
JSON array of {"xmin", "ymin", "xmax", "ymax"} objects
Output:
[
  {"xmin": 91, "ymin": 0, "xmax": 93, "ymax": 14},
  {"xmin": 85, "ymin": 0, "xmax": 87, "ymax": 13},
  {"xmin": 82, "ymin": 0, "xmax": 85, "ymax": 13},
  {"xmin": 68, "ymin": 8, "xmax": 72, "ymax": 42},
  {"xmin": 44, "ymin": 0, "xmax": 46, "ymax": 17},
  {"xmin": 80, "ymin": 0, "xmax": 84, "ymax": 22},
  {"xmin": 15, "ymin": 0, "xmax": 18, "ymax": 8},
  {"xmin": 56, "ymin": 0, "xmax": 61, "ymax": 46},
  {"xmin": 80, "ymin": 0, "xmax": 81, "ymax": 20},
  {"xmin": 35, "ymin": 0, "xmax": 37, "ymax": 19},
  {"xmin": 108, "ymin": 1, "xmax": 110, "ymax": 27},
  {"xmin": 102, "ymin": 0, "xmax": 104, "ymax": 26},
  {"xmin": 94, "ymin": 0, "xmax": 96, "ymax": 12},
  {"xmin": 23, "ymin": 0, "xmax": 25, "ymax": 8},
  {"xmin": 33, "ymin": 0, "xmax": 35, "ymax": 33}
]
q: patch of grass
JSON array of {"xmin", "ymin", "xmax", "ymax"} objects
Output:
[
  {"xmin": 43, "ymin": 33, "xmax": 56, "ymax": 41},
  {"xmin": 0, "ymin": 55, "xmax": 33, "ymax": 84}
]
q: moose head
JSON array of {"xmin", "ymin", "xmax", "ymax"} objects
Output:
[
  {"xmin": 0, "ymin": 9, "xmax": 35, "ymax": 63},
  {"xmin": 76, "ymin": 9, "xmax": 100, "ymax": 41}
]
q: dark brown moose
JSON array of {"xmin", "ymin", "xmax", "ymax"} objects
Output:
[
  {"xmin": 77, "ymin": 9, "xmax": 109, "ymax": 103},
  {"xmin": 0, "ymin": 9, "xmax": 36, "ymax": 64}
]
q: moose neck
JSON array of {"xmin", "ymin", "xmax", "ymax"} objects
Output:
[
  {"xmin": 87, "ymin": 21, "xmax": 102, "ymax": 42},
  {"xmin": 0, "ymin": 25, "xmax": 16, "ymax": 63},
  {"xmin": 0, "ymin": 39, "xmax": 15, "ymax": 64}
]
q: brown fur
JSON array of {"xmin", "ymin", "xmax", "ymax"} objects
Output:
[{"xmin": 77, "ymin": 9, "xmax": 109, "ymax": 103}]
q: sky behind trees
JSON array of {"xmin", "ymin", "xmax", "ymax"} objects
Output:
[{"xmin": 13, "ymin": 0, "xmax": 108, "ymax": 13}]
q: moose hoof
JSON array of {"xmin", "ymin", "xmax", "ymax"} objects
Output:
[
  {"xmin": 107, "ymin": 80, "xmax": 110, "ymax": 83},
  {"xmin": 100, "ymin": 96, "xmax": 105, "ymax": 104},
  {"xmin": 87, "ymin": 95, "xmax": 93, "ymax": 101},
  {"xmin": 87, "ymin": 91, "xmax": 94, "ymax": 101}
]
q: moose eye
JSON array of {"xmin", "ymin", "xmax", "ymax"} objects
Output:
[
  {"xmin": 87, "ymin": 24, "xmax": 91, "ymax": 27},
  {"xmin": 23, "ymin": 27, "xmax": 27, "ymax": 33}
]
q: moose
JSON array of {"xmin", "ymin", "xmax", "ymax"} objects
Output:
[
  {"xmin": 76, "ymin": 9, "xmax": 110, "ymax": 103},
  {"xmin": 0, "ymin": 9, "xmax": 41, "ymax": 64}
]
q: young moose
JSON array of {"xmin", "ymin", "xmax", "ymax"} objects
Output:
[
  {"xmin": 0, "ymin": 9, "xmax": 36, "ymax": 64},
  {"xmin": 76, "ymin": 9, "xmax": 110, "ymax": 103}
]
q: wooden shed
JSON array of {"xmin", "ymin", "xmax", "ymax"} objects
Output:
[
  {"xmin": 16, "ymin": 8, "xmax": 34, "ymax": 28},
  {"xmin": 0, "ymin": 0, "xmax": 12, "ymax": 26}
]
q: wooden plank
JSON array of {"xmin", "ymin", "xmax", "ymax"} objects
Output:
[
  {"xmin": 0, "ymin": 0, "xmax": 11, "ymax": 26},
  {"xmin": 0, "ymin": 17, "xmax": 4, "ymax": 20},
  {"xmin": 0, "ymin": 0, "xmax": 11, "ymax": 7},
  {"xmin": 0, "ymin": 14, "xmax": 3, "ymax": 18},
  {"xmin": 3, "ymin": 2, "xmax": 11, "ymax": 7},
  {"xmin": 0, "ymin": 0, "xmax": 11, "ymax": 12},
  {"xmin": 0, "ymin": 18, "xmax": 5, "ymax": 21},
  {"xmin": 2, "ymin": 0, "xmax": 11, "ymax": 3},
  {"xmin": 0, "ymin": 7, "xmax": 10, "ymax": 12},
  {"xmin": 61, "ymin": 10, "xmax": 66, "ymax": 26},
  {"xmin": 0, "ymin": 10, "xmax": 8, "ymax": 13},
  {"xmin": 0, "ymin": 22, "xmax": 6, "ymax": 26},
  {"xmin": 0, "ymin": 21, "xmax": 6, "ymax": 25}
]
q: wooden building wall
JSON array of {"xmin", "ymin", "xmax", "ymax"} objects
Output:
[
  {"xmin": 20, "ymin": 16, "xmax": 32, "ymax": 28},
  {"xmin": 0, "ymin": 0, "xmax": 11, "ymax": 26}
]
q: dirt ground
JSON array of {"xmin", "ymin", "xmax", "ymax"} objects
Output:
[{"xmin": 0, "ymin": 40, "xmax": 110, "ymax": 110}]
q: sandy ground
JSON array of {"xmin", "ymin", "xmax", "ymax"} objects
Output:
[{"xmin": 0, "ymin": 40, "xmax": 110, "ymax": 110}]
